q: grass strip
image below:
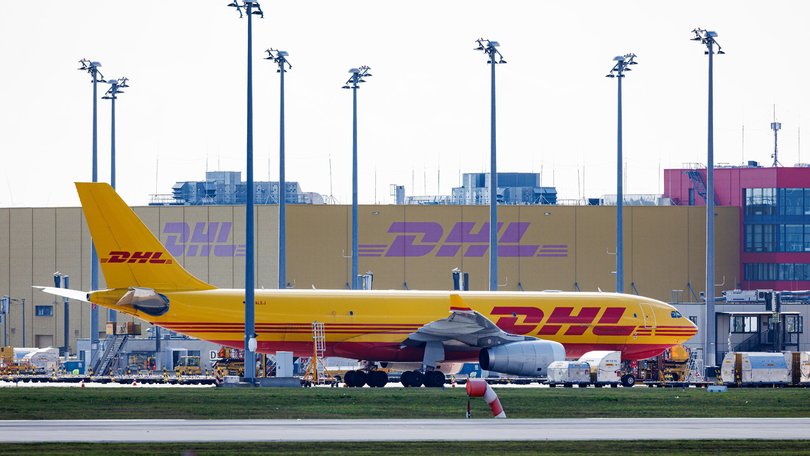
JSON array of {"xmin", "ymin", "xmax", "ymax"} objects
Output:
[
  {"xmin": 0, "ymin": 440, "xmax": 809, "ymax": 456},
  {"xmin": 1, "ymin": 387, "xmax": 809, "ymax": 420}
]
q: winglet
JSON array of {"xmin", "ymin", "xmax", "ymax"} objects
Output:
[{"xmin": 449, "ymin": 294, "xmax": 473, "ymax": 313}]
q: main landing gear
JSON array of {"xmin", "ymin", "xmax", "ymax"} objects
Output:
[
  {"xmin": 400, "ymin": 369, "xmax": 445, "ymax": 388},
  {"xmin": 342, "ymin": 369, "xmax": 388, "ymax": 388}
]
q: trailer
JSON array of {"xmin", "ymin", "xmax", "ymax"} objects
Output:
[
  {"xmin": 578, "ymin": 351, "xmax": 624, "ymax": 386},
  {"xmin": 720, "ymin": 352, "xmax": 790, "ymax": 386},
  {"xmin": 547, "ymin": 361, "xmax": 590, "ymax": 386}
]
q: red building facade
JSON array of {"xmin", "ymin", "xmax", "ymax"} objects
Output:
[{"xmin": 663, "ymin": 164, "xmax": 810, "ymax": 291}]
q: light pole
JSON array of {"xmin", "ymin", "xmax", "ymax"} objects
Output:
[
  {"xmin": 606, "ymin": 53, "xmax": 637, "ymax": 294},
  {"xmin": 266, "ymin": 49, "xmax": 292, "ymax": 290},
  {"xmin": 5, "ymin": 297, "xmax": 26, "ymax": 347},
  {"xmin": 102, "ymin": 77, "xmax": 128, "ymax": 324},
  {"xmin": 228, "ymin": 0, "xmax": 263, "ymax": 382},
  {"xmin": 78, "ymin": 59, "xmax": 105, "ymax": 363},
  {"xmin": 342, "ymin": 66, "xmax": 372, "ymax": 290},
  {"xmin": 691, "ymin": 28, "xmax": 724, "ymax": 372},
  {"xmin": 474, "ymin": 38, "xmax": 506, "ymax": 291},
  {"xmin": 1, "ymin": 295, "xmax": 8, "ymax": 347},
  {"xmin": 53, "ymin": 273, "xmax": 71, "ymax": 355}
]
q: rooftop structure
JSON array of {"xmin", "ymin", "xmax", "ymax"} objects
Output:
[
  {"xmin": 452, "ymin": 172, "xmax": 557, "ymax": 205},
  {"xmin": 150, "ymin": 171, "xmax": 324, "ymax": 206}
]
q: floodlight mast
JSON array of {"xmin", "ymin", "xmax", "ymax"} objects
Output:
[
  {"xmin": 606, "ymin": 53, "xmax": 637, "ymax": 294},
  {"xmin": 474, "ymin": 39, "xmax": 506, "ymax": 292},
  {"xmin": 691, "ymin": 28, "xmax": 724, "ymax": 374},
  {"xmin": 266, "ymin": 49, "xmax": 293, "ymax": 290},
  {"xmin": 78, "ymin": 58, "xmax": 105, "ymax": 369},
  {"xmin": 101, "ymin": 76, "xmax": 129, "ymax": 324},
  {"xmin": 342, "ymin": 66, "xmax": 372, "ymax": 290},
  {"xmin": 227, "ymin": 0, "xmax": 263, "ymax": 383}
]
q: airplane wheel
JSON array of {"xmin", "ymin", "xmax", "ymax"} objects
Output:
[
  {"xmin": 353, "ymin": 370, "xmax": 368, "ymax": 387},
  {"xmin": 401, "ymin": 370, "xmax": 415, "ymax": 387},
  {"xmin": 343, "ymin": 370, "xmax": 356, "ymax": 387},
  {"xmin": 411, "ymin": 370, "xmax": 425, "ymax": 387},
  {"xmin": 425, "ymin": 370, "xmax": 445, "ymax": 388},
  {"xmin": 621, "ymin": 374, "xmax": 636, "ymax": 387},
  {"xmin": 370, "ymin": 370, "xmax": 388, "ymax": 387}
]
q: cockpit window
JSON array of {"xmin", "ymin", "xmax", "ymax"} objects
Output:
[{"xmin": 671, "ymin": 311, "xmax": 682, "ymax": 318}]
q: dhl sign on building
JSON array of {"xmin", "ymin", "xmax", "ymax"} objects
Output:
[{"xmin": 0, "ymin": 203, "xmax": 739, "ymax": 351}]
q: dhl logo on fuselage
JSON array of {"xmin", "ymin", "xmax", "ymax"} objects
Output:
[
  {"xmin": 100, "ymin": 251, "xmax": 173, "ymax": 264},
  {"xmin": 491, "ymin": 306, "xmax": 636, "ymax": 337}
]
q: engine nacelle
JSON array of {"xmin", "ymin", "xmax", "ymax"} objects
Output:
[{"xmin": 479, "ymin": 340, "xmax": 566, "ymax": 377}]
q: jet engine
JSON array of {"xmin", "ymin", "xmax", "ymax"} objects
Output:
[{"xmin": 479, "ymin": 340, "xmax": 566, "ymax": 377}]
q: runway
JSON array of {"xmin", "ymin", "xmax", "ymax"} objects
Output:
[{"xmin": 1, "ymin": 418, "xmax": 808, "ymax": 442}]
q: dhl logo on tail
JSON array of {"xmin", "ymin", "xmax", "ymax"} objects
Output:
[{"xmin": 100, "ymin": 251, "xmax": 172, "ymax": 264}]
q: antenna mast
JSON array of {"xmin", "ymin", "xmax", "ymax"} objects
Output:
[{"xmin": 771, "ymin": 105, "xmax": 782, "ymax": 167}]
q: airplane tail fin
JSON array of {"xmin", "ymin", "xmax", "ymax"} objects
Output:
[{"xmin": 76, "ymin": 182, "xmax": 215, "ymax": 292}]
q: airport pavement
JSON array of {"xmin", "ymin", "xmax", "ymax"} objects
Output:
[{"xmin": 0, "ymin": 418, "xmax": 808, "ymax": 442}]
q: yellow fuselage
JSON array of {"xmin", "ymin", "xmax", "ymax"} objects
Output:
[{"xmin": 93, "ymin": 289, "xmax": 697, "ymax": 362}]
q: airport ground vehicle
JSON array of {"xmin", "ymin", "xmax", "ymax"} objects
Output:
[
  {"xmin": 174, "ymin": 355, "xmax": 202, "ymax": 376},
  {"xmin": 636, "ymin": 345, "xmax": 692, "ymax": 383},
  {"xmin": 39, "ymin": 183, "xmax": 699, "ymax": 385},
  {"xmin": 213, "ymin": 348, "xmax": 245, "ymax": 377}
]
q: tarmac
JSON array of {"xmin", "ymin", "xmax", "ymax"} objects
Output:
[{"xmin": 1, "ymin": 418, "xmax": 808, "ymax": 442}]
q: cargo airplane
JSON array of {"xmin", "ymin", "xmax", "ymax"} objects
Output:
[{"xmin": 40, "ymin": 183, "xmax": 697, "ymax": 387}]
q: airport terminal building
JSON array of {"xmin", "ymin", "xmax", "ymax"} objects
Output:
[{"xmin": 0, "ymin": 164, "xmax": 808, "ymax": 366}]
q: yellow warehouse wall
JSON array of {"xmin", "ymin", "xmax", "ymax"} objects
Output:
[{"xmin": 0, "ymin": 204, "xmax": 739, "ymax": 350}]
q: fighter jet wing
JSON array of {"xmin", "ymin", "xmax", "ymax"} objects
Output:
[{"xmin": 401, "ymin": 294, "xmax": 535, "ymax": 350}]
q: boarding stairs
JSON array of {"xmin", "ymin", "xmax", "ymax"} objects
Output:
[
  {"xmin": 91, "ymin": 334, "xmax": 128, "ymax": 376},
  {"xmin": 685, "ymin": 354, "xmax": 704, "ymax": 383},
  {"xmin": 302, "ymin": 321, "xmax": 330, "ymax": 384}
]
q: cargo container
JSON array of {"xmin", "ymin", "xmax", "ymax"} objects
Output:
[
  {"xmin": 21, "ymin": 347, "xmax": 60, "ymax": 371},
  {"xmin": 800, "ymin": 352, "xmax": 810, "ymax": 384},
  {"xmin": 62, "ymin": 360, "xmax": 85, "ymax": 375},
  {"xmin": 577, "ymin": 351, "xmax": 623, "ymax": 385},
  {"xmin": 547, "ymin": 361, "xmax": 591, "ymax": 386},
  {"xmin": 720, "ymin": 352, "xmax": 790, "ymax": 386}
]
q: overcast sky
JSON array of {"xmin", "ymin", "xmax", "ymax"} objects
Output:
[{"xmin": 1, "ymin": 1, "xmax": 809, "ymax": 207}]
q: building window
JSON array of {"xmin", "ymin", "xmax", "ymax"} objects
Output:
[
  {"xmin": 779, "ymin": 188, "xmax": 805, "ymax": 216},
  {"xmin": 745, "ymin": 188, "xmax": 777, "ymax": 216},
  {"xmin": 780, "ymin": 225, "xmax": 804, "ymax": 252},
  {"xmin": 745, "ymin": 223, "xmax": 810, "ymax": 252},
  {"xmin": 35, "ymin": 305, "xmax": 53, "ymax": 317},
  {"xmin": 688, "ymin": 316, "xmax": 698, "ymax": 325},
  {"xmin": 744, "ymin": 224, "xmax": 777, "ymax": 252},
  {"xmin": 805, "ymin": 189, "xmax": 810, "ymax": 215},
  {"xmin": 745, "ymin": 263, "xmax": 810, "ymax": 281},
  {"xmin": 785, "ymin": 315, "xmax": 803, "ymax": 334},
  {"xmin": 732, "ymin": 315, "xmax": 758, "ymax": 333}
]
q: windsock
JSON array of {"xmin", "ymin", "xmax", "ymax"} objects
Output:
[{"xmin": 465, "ymin": 379, "xmax": 506, "ymax": 418}]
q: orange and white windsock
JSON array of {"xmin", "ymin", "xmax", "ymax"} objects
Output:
[{"xmin": 465, "ymin": 379, "xmax": 506, "ymax": 418}]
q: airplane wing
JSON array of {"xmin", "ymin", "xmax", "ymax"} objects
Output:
[{"xmin": 401, "ymin": 294, "xmax": 534, "ymax": 350}]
